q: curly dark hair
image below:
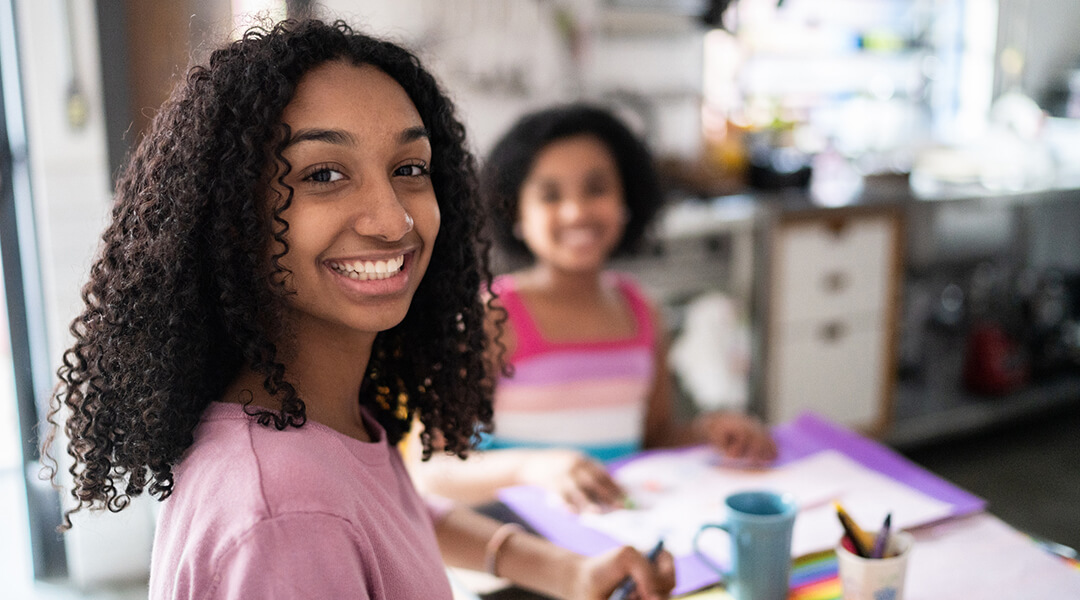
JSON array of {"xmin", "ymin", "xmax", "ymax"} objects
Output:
[
  {"xmin": 44, "ymin": 18, "xmax": 495, "ymax": 527},
  {"xmin": 481, "ymin": 103, "xmax": 662, "ymax": 261}
]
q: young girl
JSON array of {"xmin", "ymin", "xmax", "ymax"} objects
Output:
[
  {"xmin": 45, "ymin": 20, "xmax": 673, "ymax": 600},
  {"xmin": 415, "ymin": 104, "xmax": 777, "ymax": 512}
]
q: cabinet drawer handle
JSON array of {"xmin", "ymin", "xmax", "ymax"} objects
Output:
[
  {"xmin": 822, "ymin": 270, "xmax": 849, "ymax": 293},
  {"xmin": 820, "ymin": 321, "xmax": 847, "ymax": 342}
]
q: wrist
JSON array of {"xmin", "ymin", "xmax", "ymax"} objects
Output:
[
  {"xmin": 555, "ymin": 550, "xmax": 586, "ymax": 599},
  {"xmin": 484, "ymin": 522, "xmax": 525, "ymax": 577},
  {"xmin": 691, "ymin": 412, "xmax": 716, "ymax": 440},
  {"xmin": 518, "ymin": 448, "xmax": 574, "ymax": 487},
  {"xmin": 517, "ymin": 450, "xmax": 543, "ymax": 487}
]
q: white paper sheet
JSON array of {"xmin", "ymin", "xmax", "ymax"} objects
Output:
[{"xmin": 579, "ymin": 449, "xmax": 955, "ymax": 564}]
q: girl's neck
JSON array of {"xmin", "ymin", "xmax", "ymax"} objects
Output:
[
  {"xmin": 513, "ymin": 262, "xmax": 636, "ymax": 343},
  {"xmin": 224, "ymin": 319, "xmax": 377, "ymax": 441},
  {"xmin": 519, "ymin": 263, "xmax": 607, "ymax": 299}
]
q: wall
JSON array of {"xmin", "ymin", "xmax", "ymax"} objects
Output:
[
  {"xmin": 996, "ymin": 0, "xmax": 1080, "ymax": 106},
  {"xmin": 315, "ymin": 0, "xmax": 706, "ymax": 160},
  {"xmin": 14, "ymin": 0, "xmax": 154, "ymax": 586}
]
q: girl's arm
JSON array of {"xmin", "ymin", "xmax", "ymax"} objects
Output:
[
  {"xmin": 642, "ymin": 310, "xmax": 690, "ymax": 448},
  {"xmin": 413, "ymin": 446, "xmax": 624, "ymax": 511},
  {"xmin": 434, "ymin": 505, "xmax": 674, "ymax": 600},
  {"xmin": 408, "ymin": 296, "xmax": 539, "ymax": 504},
  {"xmin": 410, "ymin": 293, "xmax": 624, "ymax": 511},
  {"xmin": 412, "ymin": 447, "xmax": 532, "ymax": 503},
  {"xmin": 641, "ymin": 303, "xmax": 777, "ymax": 463}
]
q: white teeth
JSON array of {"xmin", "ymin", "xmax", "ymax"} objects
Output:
[
  {"xmin": 561, "ymin": 229, "xmax": 600, "ymax": 247},
  {"xmin": 329, "ymin": 255, "xmax": 405, "ymax": 280}
]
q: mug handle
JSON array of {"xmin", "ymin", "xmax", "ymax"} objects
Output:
[{"xmin": 692, "ymin": 522, "xmax": 730, "ymax": 584}]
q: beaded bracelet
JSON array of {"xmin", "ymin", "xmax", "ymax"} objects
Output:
[{"xmin": 484, "ymin": 522, "xmax": 525, "ymax": 577}]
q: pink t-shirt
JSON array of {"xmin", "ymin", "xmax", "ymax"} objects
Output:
[{"xmin": 149, "ymin": 401, "xmax": 453, "ymax": 600}]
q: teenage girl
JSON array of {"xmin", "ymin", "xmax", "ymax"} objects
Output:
[
  {"xmin": 44, "ymin": 20, "xmax": 673, "ymax": 600},
  {"xmin": 415, "ymin": 104, "xmax": 777, "ymax": 512}
]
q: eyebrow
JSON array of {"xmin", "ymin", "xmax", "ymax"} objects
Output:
[
  {"xmin": 399, "ymin": 126, "xmax": 431, "ymax": 144},
  {"xmin": 287, "ymin": 128, "xmax": 356, "ymax": 148},
  {"xmin": 285, "ymin": 126, "xmax": 430, "ymax": 148}
]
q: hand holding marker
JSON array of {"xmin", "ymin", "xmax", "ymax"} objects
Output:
[{"xmin": 608, "ymin": 539, "xmax": 664, "ymax": 600}]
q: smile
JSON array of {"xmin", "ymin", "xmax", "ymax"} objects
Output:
[
  {"xmin": 559, "ymin": 228, "xmax": 602, "ymax": 245},
  {"xmin": 327, "ymin": 255, "xmax": 405, "ymax": 281}
]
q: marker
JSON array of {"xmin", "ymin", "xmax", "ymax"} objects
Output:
[
  {"xmin": 841, "ymin": 535, "xmax": 858, "ymax": 555},
  {"xmin": 609, "ymin": 539, "xmax": 664, "ymax": 600},
  {"xmin": 834, "ymin": 502, "xmax": 874, "ymax": 558},
  {"xmin": 872, "ymin": 513, "xmax": 892, "ymax": 558}
]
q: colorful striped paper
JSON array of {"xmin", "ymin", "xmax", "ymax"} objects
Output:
[{"xmin": 683, "ymin": 542, "xmax": 1080, "ymax": 600}]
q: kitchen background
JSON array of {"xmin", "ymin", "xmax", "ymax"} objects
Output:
[{"xmin": 2, "ymin": 0, "xmax": 1079, "ymax": 595}]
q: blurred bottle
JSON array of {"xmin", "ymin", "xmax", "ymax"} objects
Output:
[{"xmin": 704, "ymin": 118, "xmax": 750, "ymax": 184}]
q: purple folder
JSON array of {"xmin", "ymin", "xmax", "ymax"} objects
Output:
[{"xmin": 498, "ymin": 412, "xmax": 986, "ymax": 596}]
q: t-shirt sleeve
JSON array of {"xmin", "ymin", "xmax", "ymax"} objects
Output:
[
  {"xmin": 207, "ymin": 513, "xmax": 372, "ymax": 600},
  {"xmin": 423, "ymin": 493, "xmax": 456, "ymax": 524}
]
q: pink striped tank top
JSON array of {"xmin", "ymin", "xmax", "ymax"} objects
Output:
[{"xmin": 483, "ymin": 272, "xmax": 656, "ymax": 462}]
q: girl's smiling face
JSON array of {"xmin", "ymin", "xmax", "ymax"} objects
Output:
[
  {"xmin": 270, "ymin": 61, "xmax": 439, "ymax": 340},
  {"xmin": 517, "ymin": 134, "xmax": 627, "ymax": 274}
]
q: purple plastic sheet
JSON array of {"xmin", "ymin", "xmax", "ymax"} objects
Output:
[{"xmin": 498, "ymin": 412, "xmax": 986, "ymax": 596}]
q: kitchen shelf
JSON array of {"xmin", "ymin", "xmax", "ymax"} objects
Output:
[{"xmin": 889, "ymin": 372, "xmax": 1080, "ymax": 450}]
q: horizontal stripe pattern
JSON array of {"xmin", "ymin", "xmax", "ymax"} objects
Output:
[
  {"xmin": 495, "ymin": 376, "xmax": 651, "ymax": 413},
  {"xmin": 492, "ymin": 405, "xmax": 645, "ymax": 448},
  {"xmin": 487, "ymin": 272, "xmax": 656, "ymax": 463},
  {"xmin": 480, "ymin": 436, "xmax": 641, "ymax": 463},
  {"xmin": 506, "ymin": 347, "xmax": 653, "ymax": 386}
]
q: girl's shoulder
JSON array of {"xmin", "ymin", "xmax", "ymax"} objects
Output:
[
  {"xmin": 605, "ymin": 270, "xmax": 655, "ymax": 308},
  {"xmin": 180, "ymin": 403, "xmax": 396, "ymax": 507},
  {"xmin": 490, "ymin": 272, "xmax": 521, "ymax": 296},
  {"xmin": 606, "ymin": 269, "xmax": 644, "ymax": 292},
  {"xmin": 605, "ymin": 270, "xmax": 663, "ymax": 342},
  {"xmin": 489, "ymin": 272, "xmax": 532, "ymax": 315}
]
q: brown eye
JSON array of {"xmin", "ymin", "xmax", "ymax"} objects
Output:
[
  {"xmin": 584, "ymin": 171, "xmax": 614, "ymax": 197},
  {"xmin": 540, "ymin": 184, "xmax": 560, "ymax": 203},
  {"xmin": 305, "ymin": 167, "xmax": 344, "ymax": 183},
  {"xmin": 585, "ymin": 181, "xmax": 609, "ymax": 197},
  {"xmin": 394, "ymin": 162, "xmax": 430, "ymax": 177}
]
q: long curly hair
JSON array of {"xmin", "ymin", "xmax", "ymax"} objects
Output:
[
  {"xmin": 44, "ymin": 19, "xmax": 495, "ymax": 528},
  {"xmin": 481, "ymin": 103, "xmax": 662, "ymax": 261}
]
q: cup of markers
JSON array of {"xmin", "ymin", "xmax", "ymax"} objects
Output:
[{"xmin": 834, "ymin": 504, "xmax": 913, "ymax": 600}]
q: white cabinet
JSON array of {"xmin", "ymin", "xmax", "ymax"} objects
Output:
[{"xmin": 762, "ymin": 206, "xmax": 903, "ymax": 435}]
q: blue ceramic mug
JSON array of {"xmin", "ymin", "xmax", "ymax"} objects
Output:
[{"xmin": 692, "ymin": 490, "xmax": 797, "ymax": 600}]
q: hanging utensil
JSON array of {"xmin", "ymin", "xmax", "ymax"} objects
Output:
[{"xmin": 61, "ymin": 0, "xmax": 89, "ymax": 130}]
